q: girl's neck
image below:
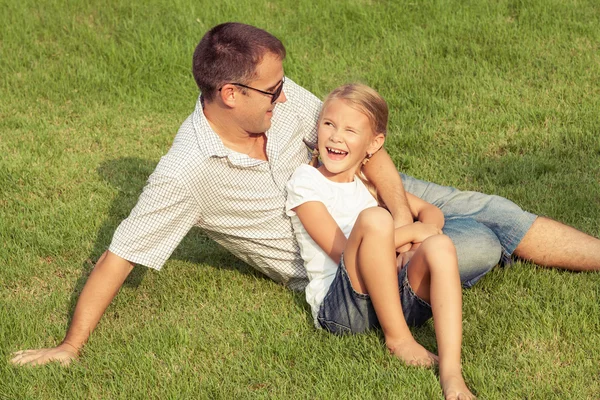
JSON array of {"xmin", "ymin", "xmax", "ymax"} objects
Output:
[{"xmin": 316, "ymin": 164, "xmax": 357, "ymax": 183}]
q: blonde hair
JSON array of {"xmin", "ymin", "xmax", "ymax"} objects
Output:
[{"xmin": 310, "ymin": 83, "xmax": 389, "ymax": 205}]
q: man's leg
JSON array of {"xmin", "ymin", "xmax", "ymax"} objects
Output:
[
  {"xmin": 515, "ymin": 216, "xmax": 600, "ymax": 271},
  {"xmin": 442, "ymin": 217, "xmax": 501, "ymax": 287},
  {"xmin": 401, "ymin": 173, "xmax": 600, "ymax": 272}
]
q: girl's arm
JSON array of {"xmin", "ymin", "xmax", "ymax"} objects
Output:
[
  {"xmin": 406, "ymin": 192, "xmax": 444, "ymax": 229},
  {"xmin": 394, "ymin": 222, "xmax": 442, "ymax": 249},
  {"xmin": 293, "ymin": 201, "xmax": 347, "ymax": 264},
  {"xmin": 394, "ymin": 193, "xmax": 444, "ymax": 250}
]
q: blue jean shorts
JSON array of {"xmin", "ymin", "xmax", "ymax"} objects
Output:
[
  {"xmin": 400, "ymin": 173, "xmax": 538, "ymax": 288},
  {"xmin": 317, "ymin": 254, "xmax": 432, "ymax": 335}
]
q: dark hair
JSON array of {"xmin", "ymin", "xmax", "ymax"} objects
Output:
[{"xmin": 192, "ymin": 22, "xmax": 286, "ymax": 102}]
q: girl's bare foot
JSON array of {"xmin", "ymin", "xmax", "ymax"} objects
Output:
[
  {"xmin": 440, "ymin": 374, "xmax": 476, "ymax": 400},
  {"xmin": 388, "ymin": 339, "xmax": 438, "ymax": 367}
]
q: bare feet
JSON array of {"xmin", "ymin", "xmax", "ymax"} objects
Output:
[
  {"xmin": 388, "ymin": 339, "xmax": 438, "ymax": 367},
  {"xmin": 441, "ymin": 373, "xmax": 476, "ymax": 400}
]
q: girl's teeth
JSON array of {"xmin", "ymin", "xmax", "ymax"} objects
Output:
[{"xmin": 328, "ymin": 148, "xmax": 347, "ymax": 155}]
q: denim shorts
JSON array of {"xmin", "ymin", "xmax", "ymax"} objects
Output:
[
  {"xmin": 317, "ymin": 254, "xmax": 432, "ymax": 335},
  {"xmin": 400, "ymin": 173, "xmax": 538, "ymax": 288}
]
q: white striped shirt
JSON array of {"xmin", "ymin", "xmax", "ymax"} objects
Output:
[{"xmin": 109, "ymin": 78, "xmax": 322, "ymax": 290}]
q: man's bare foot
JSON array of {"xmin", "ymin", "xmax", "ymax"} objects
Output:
[
  {"xmin": 387, "ymin": 339, "xmax": 438, "ymax": 367},
  {"xmin": 441, "ymin": 374, "xmax": 476, "ymax": 400}
]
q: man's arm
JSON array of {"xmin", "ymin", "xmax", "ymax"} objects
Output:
[
  {"xmin": 362, "ymin": 148, "xmax": 413, "ymax": 228},
  {"xmin": 11, "ymin": 250, "xmax": 133, "ymax": 366}
]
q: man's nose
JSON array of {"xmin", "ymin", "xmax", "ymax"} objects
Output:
[{"xmin": 275, "ymin": 90, "xmax": 287, "ymax": 104}]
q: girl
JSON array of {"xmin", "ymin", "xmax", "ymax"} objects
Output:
[{"xmin": 285, "ymin": 84, "xmax": 475, "ymax": 400}]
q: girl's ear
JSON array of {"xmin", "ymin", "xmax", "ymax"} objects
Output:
[{"xmin": 367, "ymin": 133, "xmax": 386, "ymax": 155}]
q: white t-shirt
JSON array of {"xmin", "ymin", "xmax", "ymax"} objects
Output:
[{"xmin": 285, "ymin": 164, "xmax": 378, "ymax": 325}]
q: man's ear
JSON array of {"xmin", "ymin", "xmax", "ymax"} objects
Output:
[
  {"xmin": 367, "ymin": 133, "xmax": 386, "ymax": 155},
  {"xmin": 218, "ymin": 84, "xmax": 238, "ymax": 107}
]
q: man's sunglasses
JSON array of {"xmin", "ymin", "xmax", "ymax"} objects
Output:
[{"xmin": 219, "ymin": 77, "xmax": 285, "ymax": 104}]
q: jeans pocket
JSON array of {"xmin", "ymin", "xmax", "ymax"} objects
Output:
[{"xmin": 317, "ymin": 317, "xmax": 352, "ymax": 336}]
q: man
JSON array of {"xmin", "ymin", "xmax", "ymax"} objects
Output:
[{"xmin": 11, "ymin": 22, "xmax": 600, "ymax": 366}]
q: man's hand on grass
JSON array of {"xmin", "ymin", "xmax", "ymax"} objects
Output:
[{"xmin": 10, "ymin": 343, "xmax": 78, "ymax": 366}]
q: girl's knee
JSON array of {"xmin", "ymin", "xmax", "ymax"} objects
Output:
[
  {"xmin": 356, "ymin": 207, "xmax": 393, "ymax": 232},
  {"xmin": 419, "ymin": 235, "xmax": 459, "ymax": 273},
  {"xmin": 421, "ymin": 234, "xmax": 456, "ymax": 255}
]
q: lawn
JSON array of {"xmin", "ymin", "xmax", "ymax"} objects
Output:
[{"xmin": 1, "ymin": 0, "xmax": 599, "ymax": 398}]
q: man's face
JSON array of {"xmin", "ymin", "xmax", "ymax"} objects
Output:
[{"xmin": 234, "ymin": 52, "xmax": 287, "ymax": 134}]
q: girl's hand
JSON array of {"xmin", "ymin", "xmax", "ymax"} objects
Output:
[
  {"xmin": 411, "ymin": 221, "xmax": 442, "ymax": 244},
  {"xmin": 396, "ymin": 250, "xmax": 415, "ymax": 270},
  {"xmin": 394, "ymin": 222, "xmax": 442, "ymax": 251}
]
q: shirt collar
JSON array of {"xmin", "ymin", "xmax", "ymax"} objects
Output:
[
  {"xmin": 192, "ymin": 95, "xmax": 266, "ymax": 167},
  {"xmin": 192, "ymin": 95, "xmax": 230, "ymax": 158}
]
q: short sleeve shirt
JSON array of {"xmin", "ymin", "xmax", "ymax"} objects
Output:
[
  {"xmin": 109, "ymin": 78, "xmax": 322, "ymax": 290},
  {"xmin": 285, "ymin": 164, "xmax": 378, "ymax": 321}
]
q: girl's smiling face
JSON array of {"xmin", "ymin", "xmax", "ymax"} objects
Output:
[{"xmin": 317, "ymin": 98, "xmax": 385, "ymax": 183}]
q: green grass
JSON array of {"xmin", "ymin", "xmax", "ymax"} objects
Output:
[{"xmin": 2, "ymin": 0, "xmax": 600, "ymax": 398}]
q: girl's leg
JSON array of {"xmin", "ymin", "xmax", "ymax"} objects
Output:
[
  {"xmin": 343, "ymin": 207, "xmax": 436, "ymax": 366},
  {"xmin": 407, "ymin": 235, "xmax": 474, "ymax": 400}
]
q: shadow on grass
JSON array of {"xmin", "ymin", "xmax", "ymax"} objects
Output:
[
  {"xmin": 67, "ymin": 157, "xmax": 270, "ymax": 322},
  {"xmin": 66, "ymin": 157, "xmax": 440, "ymax": 346}
]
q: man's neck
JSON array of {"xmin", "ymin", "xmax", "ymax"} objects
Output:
[{"xmin": 203, "ymin": 100, "xmax": 268, "ymax": 160}]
